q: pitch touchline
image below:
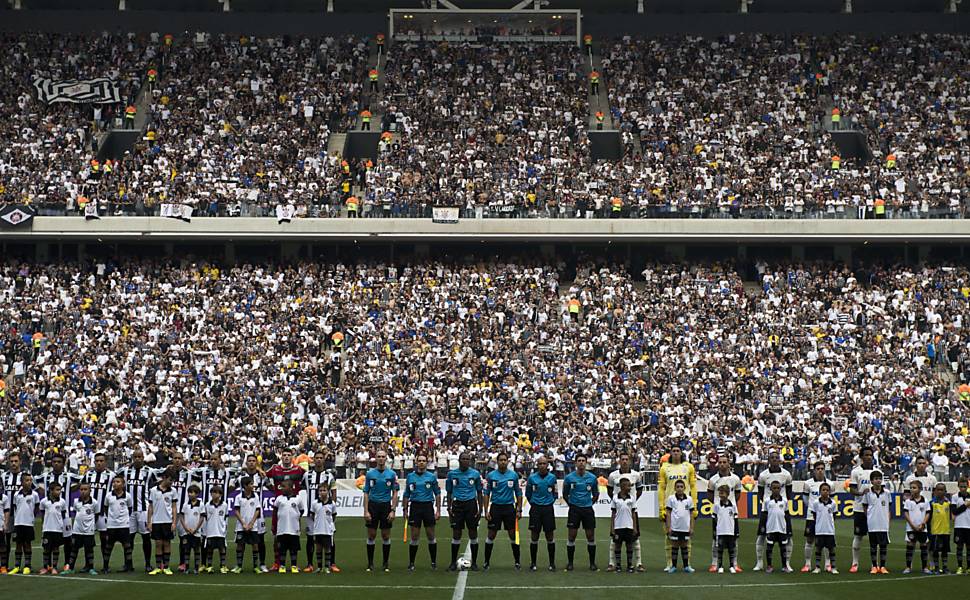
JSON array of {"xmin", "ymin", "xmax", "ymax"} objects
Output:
[{"xmin": 5, "ymin": 573, "xmax": 954, "ymax": 589}]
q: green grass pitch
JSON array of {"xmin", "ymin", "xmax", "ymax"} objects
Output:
[{"xmin": 1, "ymin": 518, "xmax": 966, "ymax": 600}]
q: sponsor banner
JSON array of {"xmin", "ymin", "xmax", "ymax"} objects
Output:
[
  {"xmin": 696, "ymin": 492, "xmax": 909, "ymax": 520},
  {"xmin": 0, "ymin": 204, "xmax": 36, "ymax": 228},
  {"xmin": 33, "ymin": 77, "xmax": 121, "ymax": 105},
  {"xmin": 432, "ymin": 206, "xmax": 459, "ymax": 224}
]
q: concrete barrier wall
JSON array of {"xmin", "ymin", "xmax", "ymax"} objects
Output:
[{"xmin": 6, "ymin": 216, "xmax": 970, "ymax": 242}]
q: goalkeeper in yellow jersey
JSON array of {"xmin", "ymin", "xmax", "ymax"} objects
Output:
[{"xmin": 658, "ymin": 447, "xmax": 697, "ymax": 569}]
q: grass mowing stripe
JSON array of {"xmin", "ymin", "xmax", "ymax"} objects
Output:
[{"xmin": 5, "ymin": 573, "xmax": 955, "ymax": 589}]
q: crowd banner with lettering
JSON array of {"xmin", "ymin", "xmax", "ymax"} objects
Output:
[
  {"xmin": 694, "ymin": 492, "xmax": 909, "ymax": 520},
  {"xmin": 33, "ymin": 77, "xmax": 121, "ymax": 104},
  {"xmin": 432, "ymin": 206, "xmax": 459, "ymax": 224}
]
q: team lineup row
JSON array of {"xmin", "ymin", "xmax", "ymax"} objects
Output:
[{"xmin": 2, "ymin": 448, "xmax": 970, "ymax": 577}]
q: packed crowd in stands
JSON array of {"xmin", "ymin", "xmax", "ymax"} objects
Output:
[
  {"xmin": 603, "ymin": 34, "xmax": 969, "ymax": 218},
  {"xmin": 2, "ymin": 257, "xmax": 969, "ymax": 482},
  {"xmin": 0, "ymin": 32, "xmax": 967, "ymax": 218},
  {"xmin": 0, "ymin": 32, "xmax": 152, "ymax": 210}
]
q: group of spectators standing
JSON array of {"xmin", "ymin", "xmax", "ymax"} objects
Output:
[
  {"xmin": 2, "ymin": 256, "xmax": 970, "ymax": 484},
  {"xmin": 1, "ymin": 33, "xmax": 966, "ymax": 219}
]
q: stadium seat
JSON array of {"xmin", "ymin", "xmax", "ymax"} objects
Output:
[
  {"xmin": 854, "ymin": 0, "xmax": 947, "ymax": 11},
  {"xmin": 641, "ymin": 0, "xmax": 739, "ymax": 13},
  {"xmin": 126, "ymin": 0, "xmax": 222, "ymax": 10},
  {"xmin": 24, "ymin": 0, "xmax": 119, "ymax": 8},
  {"xmin": 232, "ymin": 0, "xmax": 325, "ymax": 11},
  {"xmin": 749, "ymin": 0, "xmax": 843, "ymax": 12}
]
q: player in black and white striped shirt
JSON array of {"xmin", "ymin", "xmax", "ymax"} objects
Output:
[
  {"xmin": 233, "ymin": 455, "xmax": 268, "ymax": 572},
  {"xmin": 1, "ymin": 451, "xmax": 27, "ymax": 572},
  {"xmin": 302, "ymin": 451, "xmax": 337, "ymax": 570},
  {"xmin": 166, "ymin": 452, "xmax": 196, "ymax": 572},
  {"xmin": 191, "ymin": 455, "xmax": 236, "ymax": 507},
  {"xmin": 81, "ymin": 453, "xmax": 115, "ymax": 571},
  {"xmin": 118, "ymin": 449, "xmax": 157, "ymax": 572}
]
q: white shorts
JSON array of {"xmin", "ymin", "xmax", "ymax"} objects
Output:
[
  {"xmin": 96, "ymin": 515, "xmax": 109, "ymax": 532},
  {"xmin": 129, "ymin": 512, "xmax": 149, "ymax": 535}
]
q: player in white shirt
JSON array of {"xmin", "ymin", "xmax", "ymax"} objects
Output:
[
  {"xmin": 233, "ymin": 476, "xmax": 267, "ymax": 573},
  {"xmin": 707, "ymin": 456, "xmax": 741, "ymax": 572},
  {"xmin": 607, "ymin": 453, "xmax": 644, "ymax": 571},
  {"xmin": 664, "ymin": 480, "xmax": 695, "ymax": 573},
  {"xmin": 609, "ymin": 477, "xmax": 639, "ymax": 573},
  {"xmin": 712, "ymin": 484, "xmax": 739, "ymax": 573},
  {"xmin": 848, "ymin": 447, "xmax": 876, "ymax": 572},
  {"xmin": 274, "ymin": 480, "xmax": 304, "ymax": 574},
  {"xmin": 202, "ymin": 487, "xmax": 230, "ymax": 573},
  {"xmin": 102, "ymin": 475, "xmax": 135, "ymax": 572},
  {"xmin": 800, "ymin": 461, "xmax": 831, "ymax": 572},
  {"xmin": 902, "ymin": 480, "xmax": 931, "ymax": 574},
  {"xmin": 308, "ymin": 486, "xmax": 338, "ymax": 573},
  {"xmin": 178, "ymin": 484, "xmax": 206, "ymax": 574},
  {"xmin": 10, "ymin": 474, "xmax": 39, "ymax": 574},
  {"xmin": 861, "ymin": 470, "xmax": 891, "ymax": 574},
  {"xmin": 146, "ymin": 470, "xmax": 178, "ymax": 575},
  {"xmin": 763, "ymin": 480, "xmax": 793, "ymax": 573},
  {"xmin": 753, "ymin": 452, "xmax": 793, "ymax": 571},
  {"xmin": 904, "ymin": 457, "xmax": 938, "ymax": 499},
  {"xmin": 68, "ymin": 482, "xmax": 99, "ymax": 574},
  {"xmin": 809, "ymin": 482, "xmax": 838, "ymax": 574},
  {"xmin": 39, "ymin": 482, "xmax": 69, "ymax": 574},
  {"xmin": 952, "ymin": 476, "xmax": 970, "ymax": 574},
  {"xmin": 0, "ymin": 484, "xmax": 7, "ymax": 570}
]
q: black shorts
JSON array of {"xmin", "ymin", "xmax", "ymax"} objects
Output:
[
  {"xmin": 815, "ymin": 534, "xmax": 836, "ymax": 550},
  {"xmin": 566, "ymin": 506, "xmax": 595, "ymax": 531},
  {"xmin": 41, "ymin": 532, "xmax": 63, "ymax": 549},
  {"xmin": 757, "ymin": 512, "xmax": 768, "ymax": 536},
  {"xmin": 669, "ymin": 530, "xmax": 691, "ymax": 542},
  {"xmin": 73, "ymin": 534, "xmax": 95, "ymax": 551},
  {"xmin": 205, "ymin": 537, "xmax": 226, "ymax": 551},
  {"xmin": 183, "ymin": 535, "xmax": 202, "ymax": 550},
  {"xmin": 238, "ymin": 531, "xmax": 263, "ymax": 545},
  {"xmin": 407, "ymin": 502, "xmax": 436, "ymax": 528},
  {"xmin": 312, "ymin": 534, "xmax": 333, "ymax": 547},
  {"xmin": 766, "ymin": 531, "xmax": 788, "ymax": 544},
  {"xmin": 152, "ymin": 524, "xmax": 175, "ymax": 541},
  {"xmin": 868, "ymin": 531, "xmax": 889, "ymax": 546},
  {"xmin": 613, "ymin": 528, "xmax": 636, "ymax": 544},
  {"xmin": 528, "ymin": 504, "xmax": 556, "ymax": 533},
  {"xmin": 804, "ymin": 520, "xmax": 816, "ymax": 538},
  {"xmin": 366, "ymin": 501, "xmax": 393, "ymax": 530},
  {"xmin": 717, "ymin": 534, "xmax": 737, "ymax": 550},
  {"xmin": 906, "ymin": 531, "xmax": 928, "ymax": 545},
  {"xmin": 931, "ymin": 534, "xmax": 950, "ymax": 552},
  {"xmin": 14, "ymin": 525, "xmax": 34, "ymax": 543},
  {"xmin": 449, "ymin": 499, "xmax": 481, "ymax": 531},
  {"xmin": 107, "ymin": 527, "xmax": 130, "ymax": 545},
  {"xmin": 487, "ymin": 504, "xmax": 517, "ymax": 532},
  {"xmin": 853, "ymin": 511, "xmax": 869, "ymax": 536},
  {"xmin": 277, "ymin": 533, "xmax": 300, "ymax": 553},
  {"xmin": 955, "ymin": 528, "xmax": 970, "ymax": 546}
]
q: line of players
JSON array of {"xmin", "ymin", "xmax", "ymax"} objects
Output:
[
  {"xmin": 0, "ymin": 448, "xmax": 342, "ymax": 575},
  {"xmin": 709, "ymin": 448, "xmax": 970, "ymax": 575},
  {"xmin": 3, "ymin": 445, "xmax": 970, "ymax": 576}
]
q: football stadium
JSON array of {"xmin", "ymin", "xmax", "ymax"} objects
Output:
[{"xmin": 1, "ymin": 1, "xmax": 970, "ymax": 599}]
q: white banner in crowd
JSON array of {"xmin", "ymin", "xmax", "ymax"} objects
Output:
[
  {"xmin": 160, "ymin": 202, "xmax": 194, "ymax": 222},
  {"xmin": 432, "ymin": 206, "xmax": 460, "ymax": 224}
]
